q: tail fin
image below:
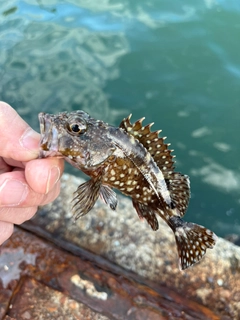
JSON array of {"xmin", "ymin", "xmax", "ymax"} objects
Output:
[{"xmin": 169, "ymin": 216, "xmax": 217, "ymax": 270}]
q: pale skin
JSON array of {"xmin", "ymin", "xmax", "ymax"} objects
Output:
[{"xmin": 0, "ymin": 101, "xmax": 64, "ymax": 245}]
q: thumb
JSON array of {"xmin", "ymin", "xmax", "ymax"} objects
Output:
[{"xmin": 0, "ymin": 101, "xmax": 40, "ymax": 161}]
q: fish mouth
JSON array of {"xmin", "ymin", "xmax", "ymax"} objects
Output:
[{"xmin": 38, "ymin": 112, "xmax": 61, "ymax": 158}]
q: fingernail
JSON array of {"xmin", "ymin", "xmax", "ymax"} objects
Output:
[
  {"xmin": 0, "ymin": 179, "xmax": 28, "ymax": 207},
  {"xmin": 46, "ymin": 166, "xmax": 60, "ymax": 194},
  {"xmin": 20, "ymin": 127, "xmax": 40, "ymax": 153}
]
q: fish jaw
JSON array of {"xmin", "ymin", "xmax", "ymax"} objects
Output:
[
  {"xmin": 38, "ymin": 112, "xmax": 62, "ymax": 158},
  {"xmin": 38, "ymin": 111, "xmax": 104, "ymax": 169}
]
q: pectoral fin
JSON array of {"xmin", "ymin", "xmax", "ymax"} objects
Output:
[
  {"xmin": 132, "ymin": 199, "xmax": 159, "ymax": 231},
  {"xmin": 72, "ymin": 177, "xmax": 101, "ymax": 220},
  {"xmin": 100, "ymin": 185, "xmax": 118, "ymax": 210}
]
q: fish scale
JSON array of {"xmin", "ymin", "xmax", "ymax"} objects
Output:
[
  {"xmin": 103, "ymin": 158, "xmax": 158, "ymax": 202},
  {"xmin": 38, "ymin": 110, "xmax": 217, "ymax": 270}
]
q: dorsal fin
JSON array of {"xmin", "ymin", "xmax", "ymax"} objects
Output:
[
  {"xmin": 166, "ymin": 173, "xmax": 190, "ymax": 217},
  {"xmin": 120, "ymin": 115, "xmax": 190, "ymax": 217},
  {"xmin": 120, "ymin": 115, "xmax": 175, "ymax": 173}
]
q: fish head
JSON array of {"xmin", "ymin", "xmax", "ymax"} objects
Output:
[{"xmin": 38, "ymin": 110, "xmax": 115, "ymax": 170}]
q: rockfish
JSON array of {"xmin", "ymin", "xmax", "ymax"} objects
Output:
[{"xmin": 38, "ymin": 110, "xmax": 217, "ymax": 270}]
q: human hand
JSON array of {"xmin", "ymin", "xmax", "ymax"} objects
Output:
[{"xmin": 0, "ymin": 101, "xmax": 64, "ymax": 245}]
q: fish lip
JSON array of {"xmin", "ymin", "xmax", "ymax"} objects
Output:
[{"xmin": 38, "ymin": 112, "xmax": 61, "ymax": 158}]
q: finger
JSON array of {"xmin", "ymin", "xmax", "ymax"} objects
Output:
[
  {"xmin": 0, "ymin": 221, "xmax": 14, "ymax": 245},
  {"xmin": 40, "ymin": 180, "xmax": 61, "ymax": 205},
  {"xmin": 25, "ymin": 158, "xmax": 64, "ymax": 194},
  {"xmin": 0, "ymin": 171, "xmax": 61, "ymax": 208},
  {"xmin": 0, "ymin": 158, "xmax": 11, "ymax": 174},
  {"xmin": 0, "ymin": 206, "xmax": 37, "ymax": 225},
  {"xmin": 2, "ymin": 157, "xmax": 25, "ymax": 169},
  {"xmin": 0, "ymin": 101, "xmax": 40, "ymax": 161}
]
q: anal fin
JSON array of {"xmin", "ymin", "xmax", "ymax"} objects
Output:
[
  {"xmin": 132, "ymin": 199, "xmax": 159, "ymax": 231},
  {"xmin": 72, "ymin": 178, "xmax": 101, "ymax": 220},
  {"xmin": 100, "ymin": 185, "xmax": 118, "ymax": 210}
]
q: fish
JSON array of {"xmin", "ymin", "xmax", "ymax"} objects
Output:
[{"xmin": 38, "ymin": 110, "xmax": 217, "ymax": 270}]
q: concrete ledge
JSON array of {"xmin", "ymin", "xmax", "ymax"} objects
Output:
[{"xmin": 30, "ymin": 174, "xmax": 240, "ymax": 319}]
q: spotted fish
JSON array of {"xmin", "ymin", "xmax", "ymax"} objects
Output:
[{"xmin": 38, "ymin": 110, "xmax": 217, "ymax": 270}]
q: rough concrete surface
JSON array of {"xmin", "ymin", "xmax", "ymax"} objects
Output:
[
  {"xmin": 7, "ymin": 277, "xmax": 110, "ymax": 320},
  {"xmin": 1, "ymin": 228, "xmax": 219, "ymax": 320},
  {"xmin": 30, "ymin": 174, "xmax": 240, "ymax": 319}
]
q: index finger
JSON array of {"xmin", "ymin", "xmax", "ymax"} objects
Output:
[{"xmin": 0, "ymin": 101, "xmax": 40, "ymax": 161}]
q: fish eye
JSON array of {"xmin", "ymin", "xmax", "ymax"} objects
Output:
[
  {"xmin": 70, "ymin": 124, "xmax": 81, "ymax": 132},
  {"xmin": 68, "ymin": 118, "xmax": 87, "ymax": 135}
]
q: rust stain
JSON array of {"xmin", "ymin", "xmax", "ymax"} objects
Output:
[{"xmin": 0, "ymin": 227, "xmax": 222, "ymax": 320}]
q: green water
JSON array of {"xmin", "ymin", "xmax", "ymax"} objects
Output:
[{"xmin": 1, "ymin": 0, "xmax": 240, "ymax": 238}]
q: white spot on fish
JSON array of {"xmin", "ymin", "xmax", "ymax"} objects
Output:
[
  {"xmin": 130, "ymin": 136, "xmax": 135, "ymax": 144},
  {"xmin": 145, "ymin": 153, "xmax": 151, "ymax": 162}
]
